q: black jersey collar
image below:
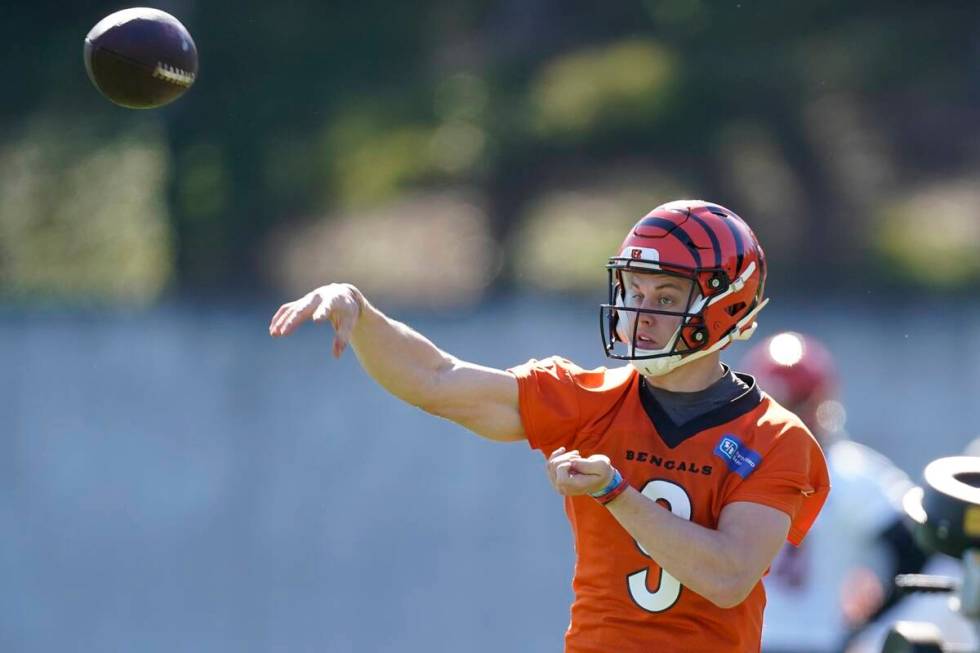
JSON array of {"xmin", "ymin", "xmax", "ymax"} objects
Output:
[{"xmin": 638, "ymin": 371, "xmax": 763, "ymax": 449}]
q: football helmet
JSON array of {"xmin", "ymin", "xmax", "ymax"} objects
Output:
[
  {"xmin": 600, "ymin": 199, "xmax": 768, "ymax": 377},
  {"xmin": 740, "ymin": 331, "xmax": 843, "ymax": 439}
]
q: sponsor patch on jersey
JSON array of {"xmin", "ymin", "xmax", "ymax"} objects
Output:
[{"xmin": 713, "ymin": 434, "xmax": 761, "ymax": 478}]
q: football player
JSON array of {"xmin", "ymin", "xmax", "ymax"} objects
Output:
[
  {"xmin": 741, "ymin": 332, "xmax": 927, "ymax": 653},
  {"xmin": 270, "ymin": 199, "xmax": 830, "ymax": 652}
]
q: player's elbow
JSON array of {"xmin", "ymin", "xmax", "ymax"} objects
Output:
[
  {"xmin": 411, "ymin": 358, "xmax": 459, "ymax": 416},
  {"xmin": 415, "ymin": 394, "xmax": 450, "ymax": 419},
  {"xmin": 416, "ymin": 378, "xmax": 468, "ymax": 423},
  {"xmin": 704, "ymin": 574, "xmax": 755, "ymax": 609},
  {"xmin": 702, "ymin": 587, "xmax": 741, "ymax": 609},
  {"xmin": 424, "ymin": 401, "xmax": 524, "ymax": 442}
]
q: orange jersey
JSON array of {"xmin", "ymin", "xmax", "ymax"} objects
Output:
[{"xmin": 509, "ymin": 356, "xmax": 830, "ymax": 653}]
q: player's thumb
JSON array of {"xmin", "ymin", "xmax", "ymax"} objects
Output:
[{"xmin": 331, "ymin": 311, "xmax": 356, "ymax": 358}]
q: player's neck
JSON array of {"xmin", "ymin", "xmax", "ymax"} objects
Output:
[{"xmin": 643, "ymin": 354, "xmax": 725, "ymax": 393}]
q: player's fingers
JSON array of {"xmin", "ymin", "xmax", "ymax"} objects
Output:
[
  {"xmin": 573, "ymin": 456, "xmax": 611, "ymax": 476},
  {"xmin": 548, "ymin": 448, "xmax": 579, "ymax": 464},
  {"xmin": 292, "ymin": 290, "xmax": 317, "ymax": 316},
  {"xmin": 547, "ymin": 450, "xmax": 578, "ymax": 479},
  {"xmin": 277, "ymin": 308, "xmax": 307, "ymax": 337},
  {"xmin": 555, "ymin": 462, "xmax": 596, "ymax": 495},
  {"xmin": 547, "ymin": 449, "xmax": 566, "ymax": 467},
  {"xmin": 555, "ymin": 461, "xmax": 575, "ymax": 485},
  {"xmin": 545, "ymin": 462, "xmax": 556, "ymax": 486},
  {"xmin": 545, "ymin": 466, "xmax": 558, "ymax": 489},
  {"xmin": 271, "ymin": 304, "xmax": 300, "ymax": 336},
  {"xmin": 269, "ymin": 304, "xmax": 290, "ymax": 333},
  {"xmin": 276, "ymin": 292, "xmax": 324, "ymax": 335}
]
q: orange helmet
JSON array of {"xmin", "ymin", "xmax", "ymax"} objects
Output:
[
  {"xmin": 740, "ymin": 332, "xmax": 843, "ymax": 438},
  {"xmin": 601, "ymin": 200, "xmax": 769, "ymax": 376}
]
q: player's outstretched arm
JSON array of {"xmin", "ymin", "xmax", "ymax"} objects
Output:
[{"xmin": 269, "ymin": 283, "xmax": 525, "ymax": 442}]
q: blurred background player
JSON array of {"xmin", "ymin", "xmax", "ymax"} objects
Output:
[{"xmin": 741, "ymin": 332, "xmax": 927, "ymax": 653}]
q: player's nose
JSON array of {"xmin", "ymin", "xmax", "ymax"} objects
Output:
[{"xmin": 637, "ymin": 303, "xmax": 657, "ymax": 325}]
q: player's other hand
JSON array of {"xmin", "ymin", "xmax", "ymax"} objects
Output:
[
  {"xmin": 547, "ymin": 447, "xmax": 615, "ymax": 496},
  {"xmin": 269, "ymin": 283, "xmax": 362, "ymax": 357}
]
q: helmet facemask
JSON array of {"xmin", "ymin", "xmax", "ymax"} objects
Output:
[
  {"xmin": 600, "ymin": 265, "xmax": 711, "ymax": 377},
  {"xmin": 600, "ymin": 258, "xmax": 768, "ymax": 377}
]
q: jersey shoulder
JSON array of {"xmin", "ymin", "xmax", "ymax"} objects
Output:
[
  {"xmin": 756, "ymin": 392, "xmax": 810, "ymax": 428},
  {"xmin": 745, "ymin": 393, "xmax": 818, "ymax": 453},
  {"xmin": 510, "ymin": 355, "xmax": 635, "ymax": 393},
  {"xmin": 508, "ymin": 356, "xmax": 637, "ymax": 452}
]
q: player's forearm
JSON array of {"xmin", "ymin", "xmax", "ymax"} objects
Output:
[
  {"xmin": 606, "ymin": 490, "xmax": 752, "ymax": 608},
  {"xmin": 348, "ymin": 290, "xmax": 456, "ymax": 410}
]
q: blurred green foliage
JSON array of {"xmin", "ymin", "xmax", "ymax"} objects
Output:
[
  {"xmin": 529, "ymin": 39, "xmax": 677, "ymax": 140},
  {"xmin": 0, "ymin": 117, "xmax": 173, "ymax": 303},
  {"xmin": 2, "ymin": 0, "xmax": 979, "ymax": 304}
]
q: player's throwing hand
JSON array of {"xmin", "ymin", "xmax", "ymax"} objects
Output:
[
  {"xmin": 268, "ymin": 283, "xmax": 361, "ymax": 357},
  {"xmin": 547, "ymin": 447, "xmax": 616, "ymax": 496}
]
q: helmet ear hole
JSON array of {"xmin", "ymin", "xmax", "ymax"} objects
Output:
[
  {"xmin": 682, "ymin": 324, "xmax": 708, "ymax": 349},
  {"xmin": 706, "ymin": 273, "xmax": 729, "ymax": 295},
  {"xmin": 726, "ymin": 302, "xmax": 746, "ymax": 317}
]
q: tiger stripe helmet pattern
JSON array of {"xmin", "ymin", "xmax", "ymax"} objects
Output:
[{"xmin": 600, "ymin": 199, "xmax": 769, "ymax": 377}]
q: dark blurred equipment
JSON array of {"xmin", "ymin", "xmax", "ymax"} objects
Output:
[
  {"xmin": 882, "ymin": 456, "xmax": 980, "ymax": 653},
  {"xmin": 84, "ymin": 7, "xmax": 197, "ymax": 109}
]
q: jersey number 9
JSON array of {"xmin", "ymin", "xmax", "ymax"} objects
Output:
[{"xmin": 628, "ymin": 480, "xmax": 692, "ymax": 612}]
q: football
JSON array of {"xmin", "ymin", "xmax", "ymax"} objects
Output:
[{"xmin": 84, "ymin": 7, "xmax": 198, "ymax": 109}]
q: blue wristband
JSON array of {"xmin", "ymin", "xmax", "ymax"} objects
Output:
[{"xmin": 590, "ymin": 469, "xmax": 623, "ymax": 498}]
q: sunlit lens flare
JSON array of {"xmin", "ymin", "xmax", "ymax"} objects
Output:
[
  {"xmin": 816, "ymin": 399, "xmax": 847, "ymax": 434},
  {"xmin": 768, "ymin": 332, "xmax": 805, "ymax": 366}
]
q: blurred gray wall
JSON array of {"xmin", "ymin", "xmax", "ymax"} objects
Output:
[{"xmin": 2, "ymin": 295, "xmax": 978, "ymax": 652}]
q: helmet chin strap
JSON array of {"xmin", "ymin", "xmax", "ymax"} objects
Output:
[
  {"xmin": 627, "ymin": 327, "xmax": 684, "ymax": 377},
  {"xmin": 630, "ymin": 354, "xmax": 686, "ymax": 378}
]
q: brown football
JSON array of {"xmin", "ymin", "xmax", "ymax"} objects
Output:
[{"xmin": 84, "ymin": 7, "xmax": 198, "ymax": 109}]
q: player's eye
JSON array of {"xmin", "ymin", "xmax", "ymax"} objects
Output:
[{"xmin": 658, "ymin": 296, "xmax": 674, "ymax": 305}]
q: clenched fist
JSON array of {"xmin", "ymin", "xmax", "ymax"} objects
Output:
[{"xmin": 546, "ymin": 447, "xmax": 617, "ymax": 497}]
